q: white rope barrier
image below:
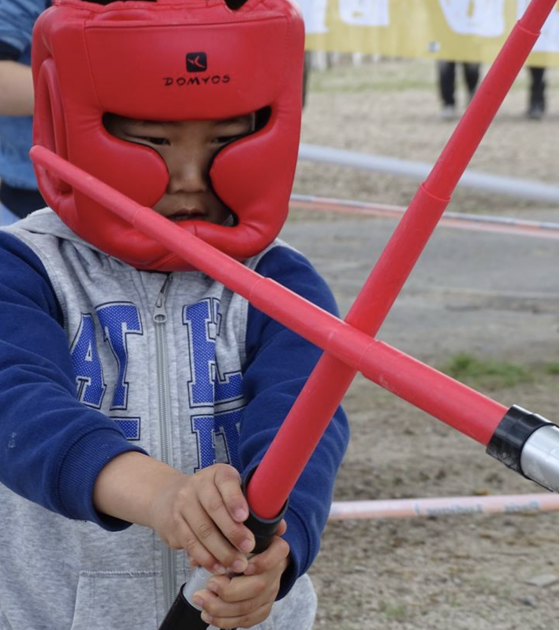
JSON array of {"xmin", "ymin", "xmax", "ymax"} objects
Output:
[
  {"xmin": 298, "ymin": 144, "xmax": 560, "ymax": 205},
  {"xmin": 289, "ymin": 194, "xmax": 559, "ymax": 239},
  {"xmin": 328, "ymin": 493, "xmax": 559, "ymax": 521}
]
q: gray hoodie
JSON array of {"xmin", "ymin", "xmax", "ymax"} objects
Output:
[{"xmin": 0, "ymin": 210, "xmax": 321, "ymax": 629}]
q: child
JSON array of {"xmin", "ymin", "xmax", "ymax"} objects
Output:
[{"xmin": 0, "ymin": 1, "xmax": 349, "ymax": 629}]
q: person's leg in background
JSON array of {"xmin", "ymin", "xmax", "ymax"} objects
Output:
[
  {"xmin": 527, "ymin": 66, "xmax": 546, "ymax": 120},
  {"xmin": 302, "ymin": 51, "xmax": 311, "ymax": 109},
  {"xmin": 437, "ymin": 60, "xmax": 457, "ymax": 119},
  {"xmin": 463, "ymin": 62, "xmax": 481, "ymax": 105}
]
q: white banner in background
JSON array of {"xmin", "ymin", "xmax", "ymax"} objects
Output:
[
  {"xmin": 299, "ymin": 0, "xmax": 559, "ymax": 66},
  {"xmin": 437, "ymin": 0, "xmax": 505, "ymax": 37},
  {"xmin": 338, "ymin": 0, "xmax": 390, "ymax": 27},
  {"xmin": 299, "ymin": 0, "xmax": 329, "ymax": 32}
]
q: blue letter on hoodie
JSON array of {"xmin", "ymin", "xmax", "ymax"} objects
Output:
[
  {"xmin": 184, "ymin": 299, "xmax": 244, "ymax": 471},
  {"xmin": 97, "ymin": 303, "xmax": 143, "ymax": 409},
  {"xmin": 70, "ymin": 313, "xmax": 106, "ymax": 408},
  {"xmin": 183, "ymin": 298, "xmax": 243, "ymax": 407}
]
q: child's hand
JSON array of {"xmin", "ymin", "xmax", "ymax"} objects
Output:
[
  {"xmin": 192, "ymin": 532, "xmax": 291, "ymax": 629},
  {"xmin": 148, "ymin": 463, "xmax": 255, "ymax": 575}
]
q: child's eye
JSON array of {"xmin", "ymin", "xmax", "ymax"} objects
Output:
[
  {"xmin": 138, "ymin": 136, "xmax": 169, "ymax": 146},
  {"xmin": 130, "ymin": 135, "xmax": 169, "ymax": 147},
  {"xmin": 214, "ymin": 135, "xmax": 245, "ymax": 145}
]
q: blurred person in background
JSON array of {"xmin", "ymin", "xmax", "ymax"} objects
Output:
[
  {"xmin": 302, "ymin": 51, "xmax": 311, "ymax": 108},
  {"xmin": 0, "ymin": 0, "xmax": 49, "ymax": 226},
  {"xmin": 437, "ymin": 60, "xmax": 481, "ymax": 120},
  {"xmin": 526, "ymin": 65, "xmax": 546, "ymax": 120}
]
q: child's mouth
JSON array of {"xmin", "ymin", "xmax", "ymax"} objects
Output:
[{"xmin": 169, "ymin": 209, "xmax": 205, "ymax": 222}]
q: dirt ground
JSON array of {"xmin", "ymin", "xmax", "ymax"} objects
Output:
[{"xmin": 282, "ymin": 58, "xmax": 559, "ymax": 630}]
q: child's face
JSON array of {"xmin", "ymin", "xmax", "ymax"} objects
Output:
[{"xmin": 105, "ymin": 114, "xmax": 255, "ymax": 225}]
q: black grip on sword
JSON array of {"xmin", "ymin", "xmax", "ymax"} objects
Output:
[
  {"xmin": 223, "ymin": 467, "xmax": 289, "ymax": 630},
  {"xmin": 242, "ymin": 466, "xmax": 289, "ymax": 554},
  {"xmin": 158, "ymin": 587, "xmax": 208, "ymax": 630}
]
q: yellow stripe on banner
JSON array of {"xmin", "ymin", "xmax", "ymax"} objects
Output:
[{"xmin": 301, "ymin": 0, "xmax": 559, "ymax": 67}]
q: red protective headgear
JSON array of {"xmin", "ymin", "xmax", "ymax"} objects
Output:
[{"xmin": 32, "ymin": 0, "xmax": 304, "ymax": 270}]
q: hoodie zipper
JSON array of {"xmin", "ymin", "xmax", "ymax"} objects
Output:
[{"xmin": 153, "ymin": 274, "xmax": 177, "ymax": 612}]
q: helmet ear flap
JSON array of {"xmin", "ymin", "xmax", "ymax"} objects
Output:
[{"xmin": 34, "ymin": 60, "xmax": 71, "ymax": 200}]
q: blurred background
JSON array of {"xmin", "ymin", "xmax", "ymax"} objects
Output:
[
  {"xmin": 0, "ymin": 1, "xmax": 558, "ymax": 628},
  {"xmin": 281, "ymin": 2, "xmax": 559, "ymax": 628}
]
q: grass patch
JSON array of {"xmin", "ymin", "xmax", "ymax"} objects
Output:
[
  {"xmin": 440, "ymin": 353, "xmax": 537, "ymax": 389},
  {"xmin": 544, "ymin": 361, "xmax": 559, "ymax": 376},
  {"xmin": 380, "ymin": 601, "xmax": 408, "ymax": 620}
]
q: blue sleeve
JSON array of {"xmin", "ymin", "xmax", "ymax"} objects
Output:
[
  {"xmin": 0, "ymin": 231, "xmax": 147, "ymax": 531},
  {"xmin": 0, "ymin": 0, "xmax": 48, "ymax": 59},
  {"xmin": 242, "ymin": 245, "xmax": 350, "ymax": 599}
]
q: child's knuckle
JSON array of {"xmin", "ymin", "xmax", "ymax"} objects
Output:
[
  {"xmin": 196, "ymin": 521, "xmax": 214, "ymax": 540},
  {"xmin": 226, "ymin": 525, "xmax": 242, "ymax": 541},
  {"xmin": 237, "ymin": 615, "xmax": 253, "ymax": 629},
  {"xmin": 257, "ymin": 605, "xmax": 273, "ymax": 625},
  {"xmin": 207, "ymin": 495, "xmax": 224, "ymax": 514},
  {"xmin": 238, "ymin": 599, "xmax": 254, "ymax": 618},
  {"xmin": 223, "ymin": 549, "xmax": 240, "ymax": 568},
  {"xmin": 204, "ymin": 597, "xmax": 220, "ymax": 616},
  {"xmin": 216, "ymin": 464, "xmax": 239, "ymax": 481},
  {"xmin": 278, "ymin": 538, "xmax": 290, "ymax": 556},
  {"xmin": 214, "ymin": 462, "xmax": 230, "ymax": 477},
  {"xmin": 254, "ymin": 576, "xmax": 267, "ymax": 595},
  {"xmin": 183, "ymin": 534, "xmax": 198, "ymax": 554}
]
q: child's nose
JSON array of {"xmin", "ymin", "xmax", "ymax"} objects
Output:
[{"xmin": 167, "ymin": 158, "xmax": 209, "ymax": 195}]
